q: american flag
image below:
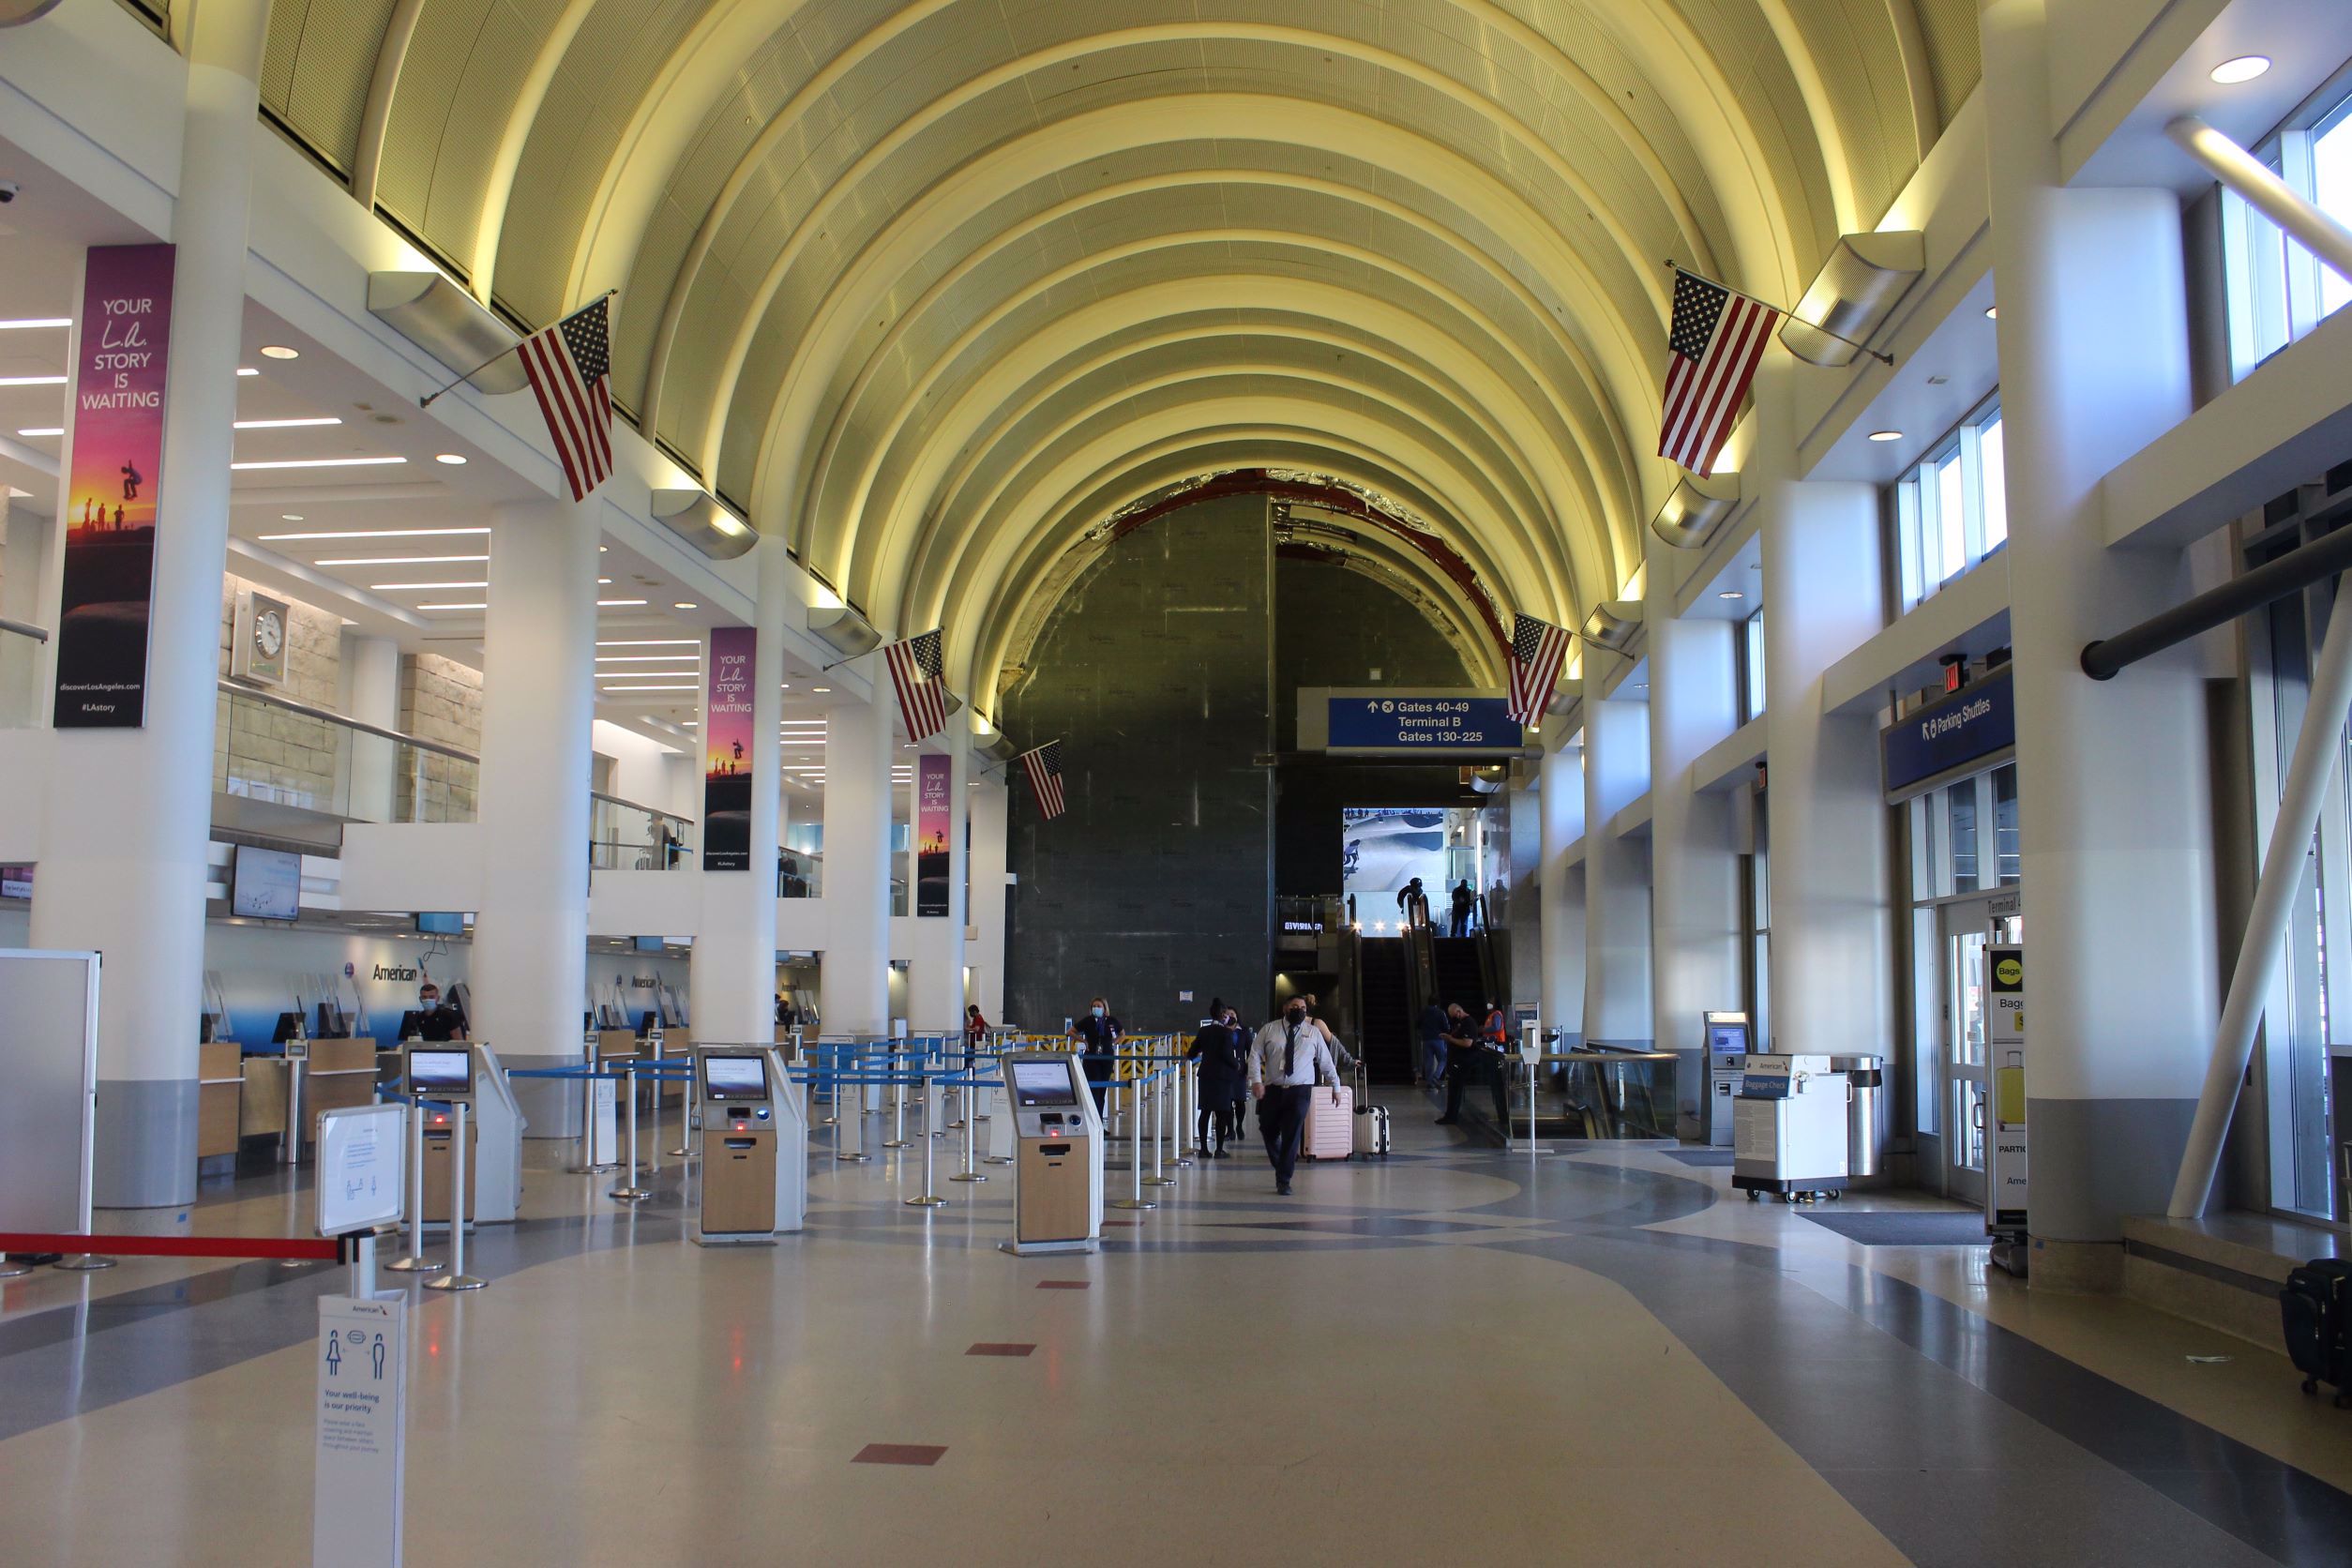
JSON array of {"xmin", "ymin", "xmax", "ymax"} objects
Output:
[
  {"xmin": 1505, "ymin": 613, "xmax": 1573, "ymax": 730},
  {"xmin": 518, "ymin": 296, "xmax": 614, "ymax": 503},
  {"xmin": 1658, "ymin": 268, "xmax": 1779, "ymax": 477},
  {"xmin": 881, "ymin": 628, "xmax": 948, "ymax": 743},
  {"xmin": 1018, "ymin": 740, "xmax": 1066, "ymax": 820}
]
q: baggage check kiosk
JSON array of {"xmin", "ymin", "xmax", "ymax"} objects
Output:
[
  {"xmin": 693, "ymin": 1047, "xmax": 807, "ymax": 1245},
  {"xmin": 404, "ymin": 1042, "xmax": 525, "ymax": 1226},
  {"xmin": 999, "ymin": 1050, "xmax": 1104, "ymax": 1255},
  {"xmin": 1732, "ymin": 1053, "xmax": 1848, "ymax": 1201}
]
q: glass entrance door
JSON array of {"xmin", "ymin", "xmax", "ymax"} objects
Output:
[{"xmin": 1937, "ymin": 897, "xmax": 2001, "ymax": 1206}]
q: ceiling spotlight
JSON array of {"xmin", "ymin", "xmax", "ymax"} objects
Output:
[
  {"xmin": 434, "ymin": 453, "xmax": 467, "ymax": 465},
  {"xmin": 1983, "ymin": 306, "xmax": 1998, "ymax": 320},
  {"xmin": 812, "ymin": 686, "xmax": 831, "ymax": 694},
  {"xmin": 672, "ymin": 601, "xmax": 698, "ymax": 611},
  {"xmin": 2209, "ymin": 55, "xmax": 2270, "ymax": 84},
  {"xmin": 1718, "ymin": 590, "xmax": 1745, "ymax": 600},
  {"xmin": 259, "ymin": 344, "xmax": 300, "ymax": 360},
  {"xmin": 236, "ymin": 368, "xmax": 259, "ymax": 377},
  {"xmin": 1866, "ymin": 430, "xmax": 1903, "ymax": 443},
  {"xmin": 280, "ymin": 514, "xmax": 305, "ymax": 521}
]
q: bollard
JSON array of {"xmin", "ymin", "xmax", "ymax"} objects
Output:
[
  {"xmin": 950, "ymin": 1074, "xmax": 988, "ymax": 1183},
  {"xmin": 571, "ymin": 1036, "xmax": 616, "ymax": 1174},
  {"xmin": 422, "ymin": 1101, "xmax": 488, "ymax": 1291},
  {"xmin": 1108, "ymin": 1079, "xmax": 1156, "ymax": 1211},
  {"xmin": 611, "ymin": 1063, "xmax": 652, "ymax": 1202},
  {"xmin": 904, "ymin": 1072, "xmax": 948, "ymax": 1208},
  {"xmin": 384, "ymin": 1098, "xmax": 444, "ymax": 1275},
  {"xmin": 1143, "ymin": 1065, "xmax": 1175, "ymax": 1187}
]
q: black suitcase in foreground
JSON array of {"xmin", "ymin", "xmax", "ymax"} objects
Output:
[{"xmin": 2281, "ymin": 1259, "xmax": 2352, "ymax": 1407}]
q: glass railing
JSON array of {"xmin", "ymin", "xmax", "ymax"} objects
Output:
[
  {"xmin": 0, "ymin": 616, "xmax": 48, "ymax": 730},
  {"xmin": 591, "ymin": 793, "xmax": 696, "ymax": 870},
  {"xmin": 215, "ymin": 680, "xmax": 479, "ymax": 824}
]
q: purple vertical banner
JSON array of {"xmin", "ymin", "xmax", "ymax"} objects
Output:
[
  {"xmin": 53, "ymin": 243, "xmax": 174, "ymax": 728},
  {"xmin": 701, "ymin": 627, "xmax": 755, "ymax": 871},
  {"xmin": 915, "ymin": 753, "xmax": 950, "ymax": 916}
]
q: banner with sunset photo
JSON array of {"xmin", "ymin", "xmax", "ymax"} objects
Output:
[{"xmin": 701, "ymin": 626, "xmax": 755, "ymax": 871}]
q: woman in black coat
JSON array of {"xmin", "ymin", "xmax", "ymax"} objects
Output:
[{"xmin": 1185, "ymin": 1007, "xmax": 1247, "ymax": 1156}]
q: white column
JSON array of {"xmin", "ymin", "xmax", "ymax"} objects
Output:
[
  {"xmin": 689, "ymin": 535, "xmax": 785, "ymax": 1043},
  {"xmin": 1757, "ymin": 358, "xmax": 1888, "ymax": 1063},
  {"xmin": 1648, "ymin": 569, "xmax": 1743, "ymax": 1116},
  {"xmin": 1, "ymin": 498, "xmax": 53, "ymax": 724},
  {"xmin": 1983, "ymin": 0, "xmax": 2210, "ymax": 1266},
  {"xmin": 970, "ymin": 770, "xmax": 1009, "ymax": 1020},
  {"xmin": 469, "ymin": 499, "xmax": 596, "ymax": 1114},
  {"xmin": 906, "ymin": 735, "xmax": 968, "ymax": 1033},
  {"xmin": 819, "ymin": 690, "xmax": 893, "ymax": 1034},
  {"xmin": 28, "ymin": 2, "xmax": 268, "ymax": 1208},
  {"xmin": 341, "ymin": 633, "xmax": 399, "ymax": 822},
  {"xmin": 1537, "ymin": 734, "xmax": 1586, "ymax": 1040},
  {"xmin": 1581, "ymin": 671, "xmax": 1651, "ymax": 1046}
]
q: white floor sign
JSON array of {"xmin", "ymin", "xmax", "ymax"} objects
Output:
[{"xmin": 314, "ymin": 1293, "xmax": 406, "ymax": 1568}]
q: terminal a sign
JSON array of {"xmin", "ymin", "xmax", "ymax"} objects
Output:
[
  {"xmin": 1880, "ymin": 667, "xmax": 2014, "ymax": 797},
  {"xmin": 1326, "ymin": 695, "xmax": 1520, "ymax": 751}
]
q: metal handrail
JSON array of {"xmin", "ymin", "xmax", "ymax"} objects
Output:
[
  {"xmin": 590, "ymin": 790, "xmax": 693, "ymax": 827},
  {"xmin": 0, "ymin": 615, "xmax": 49, "ymax": 643},
  {"xmin": 217, "ymin": 678, "xmax": 478, "ymax": 763}
]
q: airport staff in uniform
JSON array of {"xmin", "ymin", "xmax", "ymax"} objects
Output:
[
  {"xmin": 415, "ymin": 981, "xmax": 467, "ymax": 1042},
  {"xmin": 1072, "ymin": 997, "xmax": 1121, "ymax": 1114},
  {"xmin": 1185, "ymin": 1007, "xmax": 1246, "ymax": 1157},
  {"xmin": 1248, "ymin": 998, "xmax": 1341, "ymax": 1196}
]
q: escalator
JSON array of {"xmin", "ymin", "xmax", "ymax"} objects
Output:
[
  {"xmin": 1429, "ymin": 936, "xmax": 1488, "ymax": 1015},
  {"xmin": 1356, "ymin": 938, "xmax": 1413, "ymax": 1084}
]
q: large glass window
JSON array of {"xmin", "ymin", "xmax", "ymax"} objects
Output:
[
  {"xmin": 2220, "ymin": 83, "xmax": 2352, "ymax": 380},
  {"xmin": 1740, "ymin": 609, "xmax": 1767, "ymax": 723},
  {"xmin": 1892, "ymin": 398, "xmax": 2006, "ymax": 611}
]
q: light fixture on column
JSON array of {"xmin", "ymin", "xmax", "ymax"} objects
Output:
[
  {"xmin": 649, "ymin": 488, "xmax": 757, "ymax": 561},
  {"xmin": 365, "ymin": 272, "xmax": 527, "ymax": 395},
  {"xmin": 1648, "ymin": 470, "xmax": 1742, "ymax": 550},
  {"xmin": 1579, "ymin": 599, "xmax": 1642, "ymax": 653},
  {"xmin": 1778, "ymin": 232, "xmax": 1925, "ymax": 369}
]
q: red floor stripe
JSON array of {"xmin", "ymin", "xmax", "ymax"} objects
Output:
[
  {"xmin": 0, "ymin": 1233, "xmax": 339, "ymax": 1260},
  {"xmin": 966, "ymin": 1343, "xmax": 1036, "ymax": 1356},
  {"xmin": 853, "ymin": 1443, "xmax": 946, "ymax": 1466}
]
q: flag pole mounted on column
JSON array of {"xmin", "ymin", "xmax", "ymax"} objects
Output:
[{"xmin": 417, "ymin": 289, "xmax": 618, "ymax": 408}]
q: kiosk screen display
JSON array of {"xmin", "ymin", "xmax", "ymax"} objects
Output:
[
  {"xmin": 1705, "ymin": 1018, "xmax": 1750, "ymax": 1055},
  {"xmin": 704, "ymin": 1056, "xmax": 768, "ymax": 1101},
  {"xmin": 1011, "ymin": 1061, "xmax": 1079, "ymax": 1107},
  {"xmin": 408, "ymin": 1049, "xmax": 471, "ymax": 1093}
]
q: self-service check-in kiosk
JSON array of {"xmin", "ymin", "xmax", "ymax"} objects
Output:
[
  {"xmin": 693, "ymin": 1047, "xmax": 807, "ymax": 1245},
  {"xmin": 1732, "ymin": 1053, "xmax": 1848, "ymax": 1201},
  {"xmin": 404, "ymin": 1042, "xmax": 525, "ymax": 1226},
  {"xmin": 999, "ymin": 1050, "xmax": 1103, "ymax": 1255},
  {"xmin": 1700, "ymin": 1012, "xmax": 1749, "ymax": 1148}
]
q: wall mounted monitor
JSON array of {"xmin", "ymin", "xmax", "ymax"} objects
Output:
[
  {"xmin": 406, "ymin": 1048, "xmax": 473, "ymax": 1094},
  {"xmin": 1010, "ymin": 1059, "xmax": 1080, "ymax": 1108},
  {"xmin": 703, "ymin": 1055, "xmax": 768, "ymax": 1101},
  {"xmin": 231, "ymin": 845, "xmax": 302, "ymax": 921},
  {"xmin": 633, "ymin": 936, "xmax": 665, "ymax": 953},
  {"xmin": 417, "ymin": 911, "xmax": 465, "ymax": 936}
]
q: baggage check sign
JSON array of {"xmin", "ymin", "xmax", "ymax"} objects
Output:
[{"xmin": 1326, "ymin": 696, "xmax": 1519, "ymax": 751}]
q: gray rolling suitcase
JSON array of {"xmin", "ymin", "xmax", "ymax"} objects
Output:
[{"xmin": 1351, "ymin": 1066, "xmax": 1391, "ymax": 1157}]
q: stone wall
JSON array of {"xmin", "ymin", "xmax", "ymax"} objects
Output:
[
  {"xmin": 396, "ymin": 653, "xmax": 483, "ymax": 823},
  {"xmin": 213, "ymin": 576, "xmax": 346, "ymax": 810}
]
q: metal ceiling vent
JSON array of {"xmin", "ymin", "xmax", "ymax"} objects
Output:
[
  {"xmin": 1779, "ymin": 232, "xmax": 1926, "ymax": 369},
  {"xmin": 650, "ymin": 490, "xmax": 757, "ymax": 561},
  {"xmin": 1649, "ymin": 471, "xmax": 1743, "ymax": 551},
  {"xmin": 366, "ymin": 272, "xmax": 527, "ymax": 395}
]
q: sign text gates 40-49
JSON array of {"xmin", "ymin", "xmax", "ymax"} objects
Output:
[{"xmin": 1326, "ymin": 695, "xmax": 1519, "ymax": 750}]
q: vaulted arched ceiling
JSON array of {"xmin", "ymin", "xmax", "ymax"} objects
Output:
[{"xmin": 257, "ymin": 0, "xmax": 1982, "ymax": 705}]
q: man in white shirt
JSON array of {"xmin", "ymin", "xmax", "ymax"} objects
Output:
[{"xmin": 1248, "ymin": 997, "xmax": 1343, "ymax": 1195}]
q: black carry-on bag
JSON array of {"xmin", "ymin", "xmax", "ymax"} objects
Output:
[{"xmin": 2281, "ymin": 1258, "xmax": 2352, "ymax": 1407}]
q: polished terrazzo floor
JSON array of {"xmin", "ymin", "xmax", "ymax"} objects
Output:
[{"xmin": 3, "ymin": 1097, "xmax": 2350, "ymax": 1566}]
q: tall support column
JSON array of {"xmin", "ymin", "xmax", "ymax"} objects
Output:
[
  {"xmin": 342, "ymin": 634, "xmax": 400, "ymax": 822},
  {"xmin": 1648, "ymin": 566, "xmax": 1742, "ymax": 1118},
  {"xmin": 820, "ymin": 691, "xmax": 893, "ymax": 1034},
  {"xmin": 1982, "ymin": 0, "xmax": 2210, "ymax": 1268},
  {"xmin": 969, "ymin": 771, "xmax": 1009, "ymax": 1020},
  {"xmin": 689, "ymin": 535, "xmax": 785, "ymax": 1043},
  {"xmin": 906, "ymin": 735, "xmax": 969, "ymax": 1033},
  {"xmin": 1537, "ymin": 733, "xmax": 1586, "ymax": 1040},
  {"xmin": 470, "ymin": 500, "xmax": 596, "ymax": 1114},
  {"xmin": 29, "ymin": 1, "xmax": 269, "ymax": 1208},
  {"xmin": 1757, "ymin": 438, "xmax": 1887, "ymax": 1064},
  {"xmin": 1582, "ymin": 673, "xmax": 1651, "ymax": 1047}
]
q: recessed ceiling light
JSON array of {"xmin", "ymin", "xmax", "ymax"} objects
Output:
[
  {"xmin": 234, "ymin": 416, "xmax": 341, "ymax": 430},
  {"xmin": 597, "ymin": 639, "xmax": 699, "ymax": 646},
  {"xmin": 1983, "ymin": 306, "xmax": 1998, "ymax": 320},
  {"xmin": 672, "ymin": 601, "xmax": 698, "ymax": 610},
  {"xmin": 0, "ymin": 318, "xmax": 70, "ymax": 330},
  {"xmin": 236, "ymin": 368, "xmax": 259, "ymax": 377},
  {"xmin": 597, "ymin": 598, "xmax": 648, "ymax": 607},
  {"xmin": 1718, "ymin": 590, "xmax": 1745, "ymax": 600},
  {"xmin": 596, "ymin": 578, "xmax": 612, "ymax": 585},
  {"xmin": 415, "ymin": 601, "xmax": 488, "ymax": 611},
  {"xmin": 597, "ymin": 546, "xmax": 608, "ymax": 552},
  {"xmin": 16, "ymin": 427, "xmax": 62, "ymax": 437},
  {"xmin": 230, "ymin": 456, "xmax": 407, "ymax": 471},
  {"xmin": 2210, "ymin": 55, "xmax": 2270, "ymax": 84},
  {"xmin": 0, "ymin": 374, "xmax": 66, "ymax": 387},
  {"xmin": 260, "ymin": 526, "xmax": 486, "ymax": 541},
  {"xmin": 1866, "ymin": 430, "xmax": 1903, "ymax": 443},
  {"xmin": 371, "ymin": 580, "xmax": 489, "ymax": 592},
  {"xmin": 315, "ymin": 554, "xmax": 488, "ymax": 566},
  {"xmin": 259, "ymin": 344, "xmax": 300, "ymax": 360},
  {"xmin": 279, "ymin": 514, "xmax": 305, "ymax": 521},
  {"xmin": 812, "ymin": 686, "xmax": 831, "ymax": 693},
  {"xmin": 434, "ymin": 453, "xmax": 467, "ymax": 465}
]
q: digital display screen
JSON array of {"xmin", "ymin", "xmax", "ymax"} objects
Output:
[
  {"xmin": 704, "ymin": 1056, "xmax": 768, "ymax": 1101},
  {"xmin": 1706, "ymin": 1020, "xmax": 1750, "ymax": 1055},
  {"xmin": 407, "ymin": 1049, "xmax": 471, "ymax": 1093},
  {"xmin": 231, "ymin": 846, "xmax": 302, "ymax": 921},
  {"xmin": 417, "ymin": 911, "xmax": 465, "ymax": 935},
  {"xmin": 1011, "ymin": 1061, "xmax": 1079, "ymax": 1107},
  {"xmin": 634, "ymin": 936, "xmax": 665, "ymax": 953}
]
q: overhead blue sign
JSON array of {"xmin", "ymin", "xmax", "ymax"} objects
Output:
[
  {"xmin": 1881, "ymin": 668, "xmax": 2014, "ymax": 795},
  {"xmin": 1327, "ymin": 695, "xmax": 1521, "ymax": 750}
]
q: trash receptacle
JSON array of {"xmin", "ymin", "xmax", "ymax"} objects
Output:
[{"xmin": 1832, "ymin": 1055, "xmax": 1883, "ymax": 1179}]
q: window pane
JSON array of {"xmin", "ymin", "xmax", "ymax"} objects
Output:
[
  {"xmin": 1936, "ymin": 451, "xmax": 1967, "ymax": 584},
  {"xmin": 2316, "ymin": 107, "xmax": 2352, "ymax": 322},
  {"xmin": 1993, "ymin": 763, "xmax": 2021, "ymax": 884},
  {"xmin": 1743, "ymin": 611, "xmax": 1767, "ymax": 720},
  {"xmin": 2224, "ymin": 186, "xmax": 2294, "ymax": 377},
  {"xmin": 1977, "ymin": 415, "xmax": 2008, "ymax": 552},
  {"xmin": 1948, "ymin": 780, "xmax": 1979, "ymax": 894}
]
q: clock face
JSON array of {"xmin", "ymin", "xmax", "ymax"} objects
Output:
[{"xmin": 255, "ymin": 611, "xmax": 283, "ymax": 658}]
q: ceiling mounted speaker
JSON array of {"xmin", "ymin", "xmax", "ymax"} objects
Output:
[
  {"xmin": 1650, "ymin": 470, "xmax": 1742, "ymax": 550},
  {"xmin": 1778, "ymin": 231, "xmax": 1925, "ymax": 369},
  {"xmin": 367, "ymin": 273, "xmax": 527, "ymax": 395},
  {"xmin": 1581, "ymin": 599, "xmax": 1642, "ymax": 653},
  {"xmin": 650, "ymin": 489, "xmax": 756, "ymax": 561},
  {"xmin": 808, "ymin": 605, "xmax": 879, "ymax": 659}
]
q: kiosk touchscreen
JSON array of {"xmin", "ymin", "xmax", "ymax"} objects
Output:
[
  {"xmin": 1699, "ymin": 1011, "xmax": 1749, "ymax": 1148},
  {"xmin": 999, "ymin": 1051, "xmax": 1104, "ymax": 1256},
  {"xmin": 402, "ymin": 1043, "xmax": 524, "ymax": 1227},
  {"xmin": 693, "ymin": 1047, "xmax": 807, "ymax": 1245}
]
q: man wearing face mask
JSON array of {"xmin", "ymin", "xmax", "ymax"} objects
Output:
[
  {"xmin": 1248, "ymin": 998, "xmax": 1342, "ymax": 1196},
  {"xmin": 1070, "ymin": 996, "xmax": 1121, "ymax": 1115}
]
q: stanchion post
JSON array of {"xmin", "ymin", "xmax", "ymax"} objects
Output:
[
  {"xmin": 1109, "ymin": 1078, "xmax": 1156, "ymax": 1211},
  {"xmin": 1172, "ymin": 1054, "xmax": 1193, "ymax": 1167},
  {"xmin": 571, "ymin": 1036, "xmax": 615, "ymax": 1174},
  {"xmin": 883, "ymin": 1056, "xmax": 912, "ymax": 1149},
  {"xmin": 385, "ymin": 1097, "xmax": 443, "ymax": 1275},
  {"xmin": 423, "ymin": 1101, "xmax": 487, "ymax": 1291},
  {"xmin": 611, "ymin": 1063, "xmax": 652, "ymax": 1202},
  {"xmin": 1144, "ymin": 1063, "xmax": 1175, "ymax": 1186},
  {"xmin": 950, "ymin": 1070, "xmax": 988, "ymax": 1183},
  {"xmin": 905, "ymin": 1070, "xmax": 948, "ymax": 1208}
]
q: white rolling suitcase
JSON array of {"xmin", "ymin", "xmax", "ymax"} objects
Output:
[{"xmin": 1351, "ymin": 1066, "xmax": 1391, "ymax": 1157}]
